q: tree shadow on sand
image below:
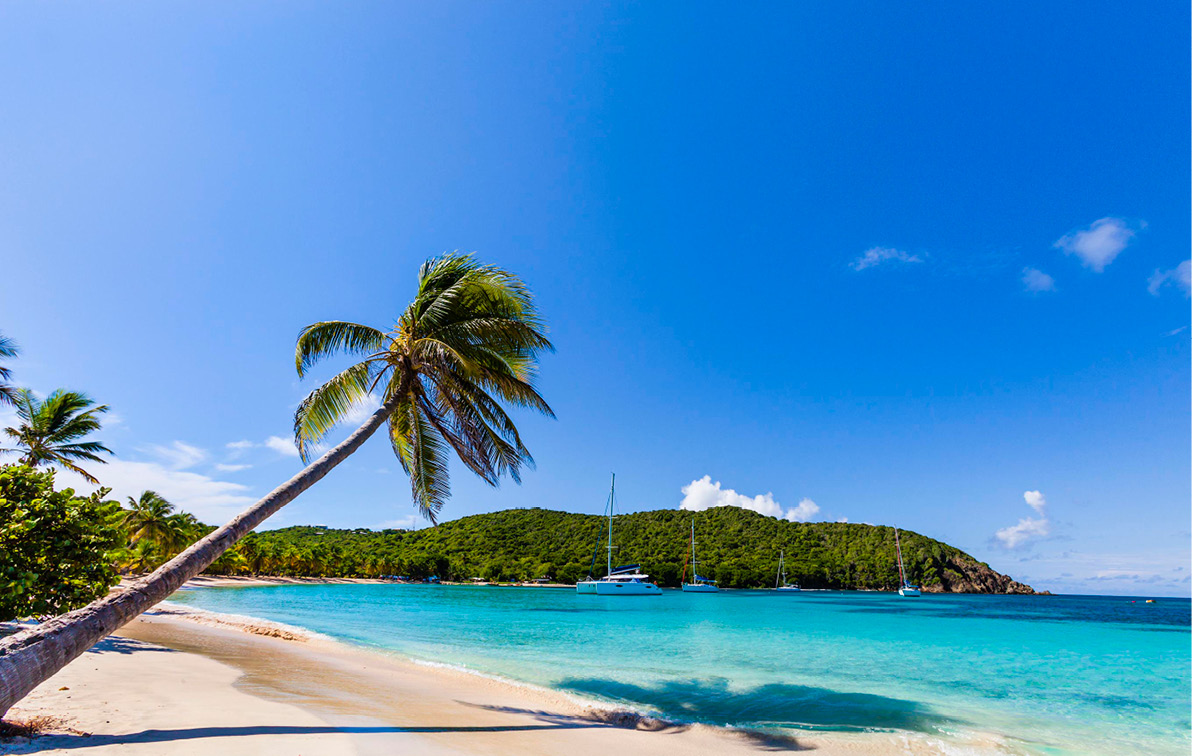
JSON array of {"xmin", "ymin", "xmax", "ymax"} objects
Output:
[
  {"xmin": 557, "ymin": 677, "xmax": 963, "ymax": 736},
  {"xmin": 83, "ymin": 636, "xmax": 179, "ymax": 656}
]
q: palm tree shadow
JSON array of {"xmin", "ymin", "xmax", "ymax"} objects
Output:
[
  {"xmin": 462, "ymin": 701, "xmax": 813, "ymax": 751},
  {"xmin": 84, "ymin": 636, "xmax": 178, "ymax": 656},
  {"xmin": 32, "ymin": 721, "xmax": 610, "ymax": 750},
  {"xmin": 557, "ymin": 677, "xmax": 963, "ymax": 736}
]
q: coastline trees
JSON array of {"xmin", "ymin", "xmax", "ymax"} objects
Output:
[
  {"xmin": 0, "ymin": 253, "xmax": 554, "ymax": 716},
  {"xmin": 2, "ymin": 389, "xmax": 112, "ymax": 485}
]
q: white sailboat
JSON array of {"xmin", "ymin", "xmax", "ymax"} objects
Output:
[
  {"xmin": 895, "ymin": 527, "xmax": 921, "ymax": 597},
  {"xmin": 682, "ymin": 519, "xmax": 719, "ymax": 593},
  {"xmin": 774, "ymin": 549, "xmax": 801, "ymax": 591},
  {"xmin": 576, "ymin": 474, "xmax": 662, "ymax": 596}
]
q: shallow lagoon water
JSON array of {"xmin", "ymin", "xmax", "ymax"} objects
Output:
[{"xmin": 169, "ymin": 585, "xmax": 1190, "ymax": 755}]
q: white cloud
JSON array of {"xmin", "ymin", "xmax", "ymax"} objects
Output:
[
  {"xmin": 265, "ymin": 435, "xmax": 301, "ymax": 458},
  {"xmin": 787, "ymin": 497, "xmax": 820, "ymax": 523},
  {"xmin": 377, "ymin": 515, "xmax": 419, "ymax": 530},
  {"xmin": 1023, "ymin": 490, "xmax": 1046, "ymax": 515},
  {"xmin": 1021, "ymin": 267, "xmax": 1055, "ymax": 292},
  {"xmin": 850, "ymin": 247, "xmax": 924, "ymax": 271},
  {"xmin": 214, "ymin": 463, "xmax": 252, "ymax": 472},
  {"xmin": 56, "ymin": 460, "xmax": 254, "ymax": 525},
  {"xmin": 836, "ymin": 516, "xmax": 850, "ymax": 523},
  {"xmin": 144, "ymin": 440, "xmax": 207, "ymax": 470},
  {"xmin": 343, "ymin": 393, "xmax": 382, "ymax": 425},
  {"xmin": 226, "ymin": 440, "xmax": 256, "ymax": 450},
  {"xmin": 1053, "ymin": 217, "xmax": 1138, "ymax": 272},
  {"xmin": 1147, "ymin": 260, "xmax": 1191, "ymax": 298},
  {"xmin": 994, "ymin": 490, "xmax": 1051, "ymax": 549},
  {"xmin": 679, "ymin": 476, "xmax": 824, "ymax": 522}
]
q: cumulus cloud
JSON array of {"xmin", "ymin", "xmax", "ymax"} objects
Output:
[
  {"xmin": 679, "ymin": 476, "xmax": 824, "ymax": 522},
  {"xmin": 56, "ymin": 460, "xmax": 254, "ymax": 524},
  {"xmin": 1021, "ymin": 267, "xmax": 1056, "ymax": 293},
  {"xmin": 265, "ymin": 435, "xmax": 301, "ymax": 458},
  {"xmin": 1147, "ymin": 260, "xmax": 1191, "ymax": 298},
  {"xmin": 995, "ymin": 490, "xmax": 1051, "ymax": 549},
  {"xmin": 1053, "ymin": 217, "xmax": 1138, "ymax": 272},
  {"xmin": 850, "ymin": 247, "xmax": 924, "ymax": 271},
  {"xmin": 144, "ymin": 440, "xmax": 207, "ymax": 470}
]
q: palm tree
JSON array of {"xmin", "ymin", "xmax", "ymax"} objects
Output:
[
  {"xmin": 122, "ymin": 491, "xmax": 188, "ymax": 553},
  {"xmin": 0, "ymin": 253, "xmax": 553, "ymax": 716},
  {"xmin": 2, "ymin": 389, "xmax": 112, "ymax": 484},
  {"xmin": 0, "ymin": 333, "xmax": 18, "ymax": 407}
]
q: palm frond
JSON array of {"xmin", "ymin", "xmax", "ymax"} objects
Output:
[
  {"xmin": 293, "ymin": 361, "xmax": 382, "ymax": 463},
  {"xmin": 295, "ymin": 321, "xmax": 386, "ymax": 377}
]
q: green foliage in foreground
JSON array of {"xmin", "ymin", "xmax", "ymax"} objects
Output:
[
  {"xmin": 232, "ymin": 507, "xmax": 1016, "ymax": 591},
  {"xmin": 0, "ymin": 465, "xmax": 125, "ymax": 621}
]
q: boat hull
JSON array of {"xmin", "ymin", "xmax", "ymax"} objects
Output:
[
  {"xmin": 682, "ymin": 583, "xmax": 719, "ymax": 593},
  {"xmin": 575, "ymin": 581, "xmax": 598, "ymax": 594},
  {"xmin": 774, "ymin": 586, "xmax": 801, "ymax": 592},
  {"xmin": 594, "ymin": 581, "xmax": 662, "ymax": 595},
  {"xmin": 899, "ymin": 587, "xmax": 921, "ymax": 597}
]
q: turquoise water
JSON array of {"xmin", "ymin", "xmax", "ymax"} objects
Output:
[{"xmin": 168, "ymin": 585, "xmax": 1190, "ymax": 755}]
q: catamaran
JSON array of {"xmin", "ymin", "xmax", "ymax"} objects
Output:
[
  {"xmin": 895, "ymin": 527, "xmax": 921, "ymax": 597},
  {"xmin": 682, "ymin": 519, "xmax": 719, "ymax": 593},
  {"xmin": 576, "ymin": 474, "xmax": 662, "ymax": 596},
  {"xmin": 774, "ymin": 549, "xmax": 800, "ymax": 591}
]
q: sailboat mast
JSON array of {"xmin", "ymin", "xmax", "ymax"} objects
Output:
[
  {"xmin": 691, "ymin": 520, "xmax": 696, "ymax": 575},
  {"xmin": 776, "ymin": 550, "xmax": 784, "ymax": 589},
  {"xmin": 607, "ymin": 473, "xmax": 614, "ymax": 576},
  {"xmin": 895, "ymin": 528, "xmax": 906, "ymax": 585}
]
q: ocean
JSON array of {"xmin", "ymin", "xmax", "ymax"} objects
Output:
[{"xmin": 167, "ymin": 585, "xmax": 1190, "ymax": 755}]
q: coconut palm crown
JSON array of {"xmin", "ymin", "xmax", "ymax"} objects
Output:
[
  {"xmin": 3, "ymin": 388, "xmax": 112, "ymax": 484},
  {"xmin": 122, "ymin": 491, "xmax": 189, "ymax": 553},
  {"xmin": 293, "ymin": 253, "xmax": 555, "ymax": 521}
]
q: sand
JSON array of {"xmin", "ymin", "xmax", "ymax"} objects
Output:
[{"xmin": 1, "ymin": 602, "xmax": 996, "ymax": 755}]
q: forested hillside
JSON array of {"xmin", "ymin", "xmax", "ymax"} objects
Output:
[{"xmin": 231, "ymin": 507, "xmax": 1035, "ymax": 593}]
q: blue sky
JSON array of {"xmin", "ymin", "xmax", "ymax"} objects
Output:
[{"xmin": 1, "ymin": 2, "xmax": 1188, "ymax": 596}]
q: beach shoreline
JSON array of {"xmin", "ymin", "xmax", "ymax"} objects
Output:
[{"xmin": 0, "ymin": 598, "xmax": 1006, "ymax": 755}]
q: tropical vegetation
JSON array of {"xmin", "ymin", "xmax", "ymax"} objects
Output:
[
  {"xmin": 2, "ymin": 389, "xmax": 112, "ymax": 484},
  {"xmin": 0, "ymin": 254, "xmax": 556, "ymax": 716},
  {"xmin": 0, "ymin": 465, "xmax": 125, "ymax": 622},
  {"xmin": 0, "ymin": 333, "xmax": 17, "ymax": 407}
]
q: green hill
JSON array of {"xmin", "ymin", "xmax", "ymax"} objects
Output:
[{"xmin": 232, "ymin": 507, "xmax": 1035, "ymax": 593}]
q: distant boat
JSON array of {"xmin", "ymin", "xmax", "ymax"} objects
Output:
[
  {"xmin": 682, "ymin": 519, "xmax": 719, "ymax": 593},
  {"xmin": 576, "ymin": 474, "xmax": 662, "ymax": 596},
  {"xmin": 895, "ymin": 527, "xmax": 921, "ymax": 597},
  {"xmin": 774, "ymin": 550, "xmax": 801, "ymax": 592}
]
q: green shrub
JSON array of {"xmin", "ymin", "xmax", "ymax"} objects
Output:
[{"xmin": 0, "ymin": 464, "xmax": 125, "ymax": 621}]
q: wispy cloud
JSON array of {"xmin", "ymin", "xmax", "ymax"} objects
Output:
[
  {"xmin": 850, "ymin": 247, "xmax": 924, "ymax": 272},
  {"xmin": 1054, "ymin": 217, "xmax": 1139, "ymax": 272},
  {"xmin": 57, "ymin": 460, "xmax": 254, "ymax": 524},
  {"xmin": 143, "ymin": 440, "xmax": 207, "ymax": 470},
  {"xmin": 1147, "ymin": 260, "xmax": 1191, "ymax": 298},
  {"xmin": 679, "ymin": 476, "xmax": 823, "ymax": 522},
  {"xmin": 265, "ymin": 435, "xmax": 301, "ymax": 458},
  {"xmin": 226, "ymin": 440, "xmax": 256, "ymax": 451},
  {"xmin": 1021, "ymin": 267, "xmax": 1056, "ymax": 293},
  {"xmin": 995, "ymin": 490, "xmax": 1051, "ymax": 549},
  {"xmin": 214, "ymin": 463, "xmax": 252, "ymax": 472}
]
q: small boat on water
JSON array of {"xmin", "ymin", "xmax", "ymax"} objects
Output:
[
  {"xmin": 774, "ymin": 549, "xmax": 801, "ymax": 592},
  {"xmin": 895, "ymin": 527, "xmax": 921, "ymax": 597},
  {"xmin": 576, "ymin": 474, "xmax": 662, "ymax": 596},
  {"xmin": 682, "ymin": 519, "xmax": 719, "ymax": 593}
]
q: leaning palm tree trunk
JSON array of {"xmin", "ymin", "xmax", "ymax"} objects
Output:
[{"xmin": 0, "ymin": 396, "xmax": 400, "ymax": 718}]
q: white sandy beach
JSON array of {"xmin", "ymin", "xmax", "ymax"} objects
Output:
[{"xmin": 1, "ymin": 590, "xmax": 1007, "ymax": 756}]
